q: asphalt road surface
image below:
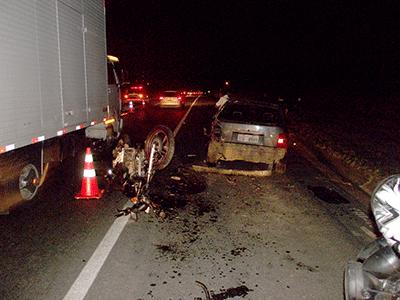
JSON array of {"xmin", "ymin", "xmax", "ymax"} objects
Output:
[{"xmin": 0, "ymin": 95, "xmax": 376, "ymax": 300}]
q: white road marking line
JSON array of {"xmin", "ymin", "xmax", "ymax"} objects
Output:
[
  {"xmin": 63, "ymin": 200, "xmax": 132, "ymax": 300},
  {"xmin": 360, "ymin": 226, "xmax": 377, "ymax": 239},
  {"xmin": 173, "ymin": 95, "xmax": 201, "ymax": 137}
]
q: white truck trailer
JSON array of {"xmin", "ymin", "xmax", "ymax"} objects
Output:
[{"xmin": 0, "ymin": 0, "xmax": 122, "ymax": 213}]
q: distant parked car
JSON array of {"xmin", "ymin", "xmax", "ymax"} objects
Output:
[
  {"xmin": 207, "ymin": 99, "xmax": 288, "ymax": 172},
  {"xmin": 157, "ymin": 90, "xmax": 185, "ymax": 109},
  {"xmin": 121, "ymin": 84, "xmax": 149, "ymax": 111}
]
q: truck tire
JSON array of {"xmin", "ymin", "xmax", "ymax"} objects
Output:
[
  {"xmin": 0, "ymin": 147, "xmax": 41, "ymax": 213},
  {"xmin": 19, "ymin": 164, "xmax": 40, "ymax": 200},
  {"xmin": 144, "ymin": 125, "xmax": 175, "ymax": 170}
]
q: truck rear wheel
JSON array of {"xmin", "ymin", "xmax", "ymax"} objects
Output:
[
  {"xmin": 0, "ymin": 148, "xmax": 41, "ymax": 213},
  {"xmin": 19, "ymin": 164, "xmax": 40, "ymax": 200}
]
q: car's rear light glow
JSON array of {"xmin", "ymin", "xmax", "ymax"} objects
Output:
[
  {"xmin": 277, "ymin": 133, "xmax": 288, "ymax": 148},
  {"xmin": 159, "ymin": 96, "xmax": 164, "ymax": 100},
  {"xmin": 124, "ymin": 94, "xmax": 128, "ymax": 99},
  {"xmin": 139, "ymin": 94, "xmax": 143, "ymax": 98},
  {"xmin": 177, "ymin": 96, "xmax": 182, "ymax": 100}
]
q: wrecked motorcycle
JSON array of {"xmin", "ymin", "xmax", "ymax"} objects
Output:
[
  {"xmin": 108, "ymin": 126, "xmax": 174, "ymax": 220},
  {"xmin": 345, "ymin": 174, "xmax": 400, "ymax": 300}
]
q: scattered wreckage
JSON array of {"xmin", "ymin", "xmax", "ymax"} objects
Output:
[{"xmin": 107, "ymin": 126, "xmax": 174, "ymax": 220}]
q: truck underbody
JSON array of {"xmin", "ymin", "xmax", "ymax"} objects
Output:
[{"xmin": 0, "ymin": 130, "xmax": 86, "ymax": 214}]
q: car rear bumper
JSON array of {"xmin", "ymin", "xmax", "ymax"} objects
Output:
[
  {"xmin": 159, "ymin": 101, "xmax": 182, "ymax": 107},
  {"xmin": 207, "ymin": 140, "xmax": 286, "ymax": 164}
]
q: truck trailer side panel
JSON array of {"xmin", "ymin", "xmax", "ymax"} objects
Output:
[
  {"xmin": 58, "ymin": 1, "xmax": 87, "ymax": 127},
  {"xmin": 0, "ymin": 0, "xmax": 107, "ymax": 152},
  {"xmin": 83, "ymin": 0, "xmax": 108, "ymax": 124},
  {"xmin": 37, "ymin": 0, "xmax": 64, "ymax": 136},
  {"xmin": 0, "ymin": 1, "xmax": 44, "ymax": 148}
]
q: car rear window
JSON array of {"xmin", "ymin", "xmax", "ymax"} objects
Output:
[{"xmin": 219, "ymin": 103, "xmax": 283, "ymax": 125}]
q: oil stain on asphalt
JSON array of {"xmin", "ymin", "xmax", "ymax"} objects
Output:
[{"xmin": 149, "ymin": 161, "xmax": 207, "ymax": 211}]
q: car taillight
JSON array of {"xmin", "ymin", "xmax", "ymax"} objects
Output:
[
  {"xmin": 124, "ymin": 94, "xmax": 128, "ymax": 99},
  {"xmin": 277, "ymin": 133, "xmax": 288, "ymax": 148},
  {"xmin": 159, "ymin": 96, "xmax": 164, "ymax": 100},
  {"xmin": 177, "ymin": 96, "xmax": 182, "ymax": 100}
]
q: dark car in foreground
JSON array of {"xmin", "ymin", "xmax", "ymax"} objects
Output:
[{"xmin": 207, "ymin": 99, "xmax": 288, "ymax": 172}]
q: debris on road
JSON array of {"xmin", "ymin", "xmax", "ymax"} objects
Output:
[
  {"xmin": 196, "ymin": 281, "xmax": 211, "ymax": 300},
  {"xmin": 225, "ymin": 176, "xmax": 236, "ymax": 185},
  {"xmin": 195, "ymin": 280, "xmax": 252, "ymax": 300},
  {"xmin": 149, "ymin": 162, "xmax": 207, "ymax": 211},
  {"xmin": 110, "ymin": 135, "xmax": 207, "ymax": 221},
  {"xmin": 211, "ymin": 285, "xmax": 251, "ymax": 300},
  {"xmin": 111, "ymin": 140, "xmax": 164, "ymax": 220}
]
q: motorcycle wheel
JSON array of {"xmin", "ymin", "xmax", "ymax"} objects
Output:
[{"xmin": 144, "ymin": 125, "xmax": 175, "ymax": 170}]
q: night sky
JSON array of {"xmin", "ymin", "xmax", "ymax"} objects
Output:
[{"xmin": 106, "ymin": 0, "xmax": 400, "ymax": 93}]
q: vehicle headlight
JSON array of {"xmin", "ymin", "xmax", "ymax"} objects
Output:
[{"xmin": 371, "ymin": 175, "xmax": 400, "ymax": 245}]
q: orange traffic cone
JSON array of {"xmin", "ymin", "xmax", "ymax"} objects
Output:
[{"xmin": 75, "ymin": 147, "xmax": 104, "ymax": 199}]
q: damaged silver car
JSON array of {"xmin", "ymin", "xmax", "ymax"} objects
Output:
[{"xmin": 207, "ymin": 99, "xmax": 288, "ymax": 172}]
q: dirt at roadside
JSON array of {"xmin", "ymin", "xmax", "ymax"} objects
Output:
[{"xmin": 288, "ymin": 94, "xmax": 400, "ymax": 197}]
